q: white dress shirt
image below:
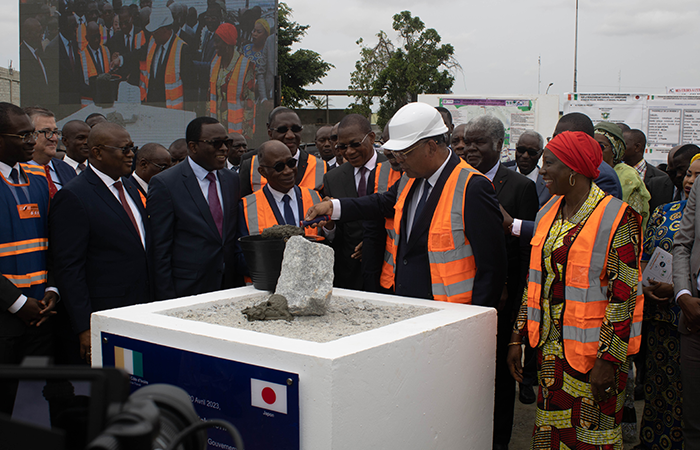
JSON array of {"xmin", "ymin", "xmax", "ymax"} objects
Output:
[
  {"xmin": 63, "ymin": 155, "xmax": 87, "ymax": 175},
  {"xmin": 132, "ymin": 173, "xmax": 149, "ymax": 194}
]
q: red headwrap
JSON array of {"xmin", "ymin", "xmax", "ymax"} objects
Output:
[
  {"xmin": 545, "ymin": 131, "xmax": 602, "ymax": 179},
  {"xmin": 215, "ymin": 23, "xmax": 238, "ymax": 46}
]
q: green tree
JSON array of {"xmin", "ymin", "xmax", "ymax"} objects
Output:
[
  {"xmin": 349, "ymin": 11, "xmax": 460, "ymax": 128},
  {"xmin": 277, "ymin": 3, "xmax": 333, "ymax": 108}
]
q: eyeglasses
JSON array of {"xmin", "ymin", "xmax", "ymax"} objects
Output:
[
  {"xmin": 336, "ymin": 132, "xmax": 371, "ymax": 151},
  {"xmin": 100, "ymin": 144, "xmax": 138, "ymax": 155},
  {"xmin": 391, "ymin": 139, "xmax": 431, "ymax": 162},
  {"xmin": 197, "ymin": 138, "xmax": 232, "ymax": 148},
  {"xmin": 515, "ymin": 146, "xmax": 540, "ymax": 157},
  {"xmin": 259, "ymin": 158, "xmax": 297, "ymax": 172},
  {"xmin": 38, "ymin": 129, "xmax": 62, "ymax": 140},
  {"xmin": 271, "ymin": 125, "xmax": 302, "ymax": 134},
  {"xmin": 146, "ymin": 159, "xmax": 170, "ymax": 171},
  {"xmin": 1, "ymin": 131, "xmax": 39, "ymax": 143}
]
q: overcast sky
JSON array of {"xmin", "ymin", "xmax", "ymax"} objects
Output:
[{"xmin": 4, "ymin": 0, "xmax": 700, "ymax": 107}]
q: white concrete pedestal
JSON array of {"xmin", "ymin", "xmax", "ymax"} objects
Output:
[{"xmin": 91, "ymin": 286, "xmax": 497, "ymax": 449}]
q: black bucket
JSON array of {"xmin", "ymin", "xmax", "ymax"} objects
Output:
[{"xmin": 239, "ymin": 234, "xmax": 324, "ymax": 291}]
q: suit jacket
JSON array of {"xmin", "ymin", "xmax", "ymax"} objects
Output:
[
  {"xmin": 20, "ymin": 41, "xmax": 52, "ymax": 108},
  {"xmin": 505, "ymin": 162, "xmax": 551, "ymax": 208},
  {"xmin": 52, "ymin": 157, "xmax": 77, "ymax": 189},
  {"xmin": 644, "ymin": 162, "xmax": 674, "ymax": 215},
  {"xmin": 107, "ymin": 26, "xmax": 144, "ymax": 86},
  {"xmin": 338, "ymin": 152, "xmax": 506, "ymax": 306},
  {"xmin": 148, "ymin": 158, "xmax": 245, "ymax": 300},
  {"xmin": 493, "ymin": 164, "xmax": 540, "ymax": 315},
  {"xmin": 322, "ymin": 156, "xmax": 387, "ymax": 290},
  {"xmin": 673, "ymin": 176, "xmax": 700, "ymax": 334},
  {"xmin": 49, "ymin": 167, "xmax": 151, "ymax": 335},
  {"xmin": 45, "ymin": 34, "xmax": 86, "ymax": 108},
  {"xmin": 596, "ymin": 161, "xmax": 622, "ymax": 199},
  {"xmin": 239, "ymin": 149, "xmax": 315, "ymax": 197},
  {"xmin": 144, "ymin": 34, "xmax": 195, "ymax": 107}
]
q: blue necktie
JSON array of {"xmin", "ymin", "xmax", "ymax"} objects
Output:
[
  {"xmin": 282, "ymin": 194, "xmax": 296, "ymax": 226},
  {"xmin": 413, "ymin": 179, "xmax": 431, "ymax": 229},
  {"xmin": 9, "ymin": 168, "xmax": 29, "ymax": 203},
  {"xmin": 9, "ymin": 168, "xmax": 20, "ymax": 184}
]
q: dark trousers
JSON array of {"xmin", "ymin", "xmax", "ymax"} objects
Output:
[
  {"xmin": 493, "ymin": 310, "xmax": 516, "ymax": 446},
  {"xmin": 681, "ymin": 331, "xmax": 700, "ymax": 450}
]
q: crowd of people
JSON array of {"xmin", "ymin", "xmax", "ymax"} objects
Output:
[
  {"xmin": 20, "ymin": 0, "xmax": 273, "ymax": 139},
  {"xmin": 2, "ymin": 96, "xmax": 699, "ymax": 448}
]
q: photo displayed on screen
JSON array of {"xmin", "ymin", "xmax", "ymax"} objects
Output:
[{"xmin": 19, "ymin": 0, "xmax": 277, "ymax": 148}]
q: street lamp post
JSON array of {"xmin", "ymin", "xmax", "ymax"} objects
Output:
[{"xmin": 573, "ymin": 0, "xmax": 579, "ymax": 92}]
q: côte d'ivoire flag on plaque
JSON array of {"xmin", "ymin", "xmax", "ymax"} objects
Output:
[
  {"xmin": 114, "ymin": 346, "xmax": 143, "ymax": 377},
  {"xmin": 251, "ymin": 378, "xmax": 287, "ymax": 414}
]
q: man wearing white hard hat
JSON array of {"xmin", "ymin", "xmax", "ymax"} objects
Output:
[
  {"xmin": 305, "ymin": 102, "xmax": 506, "ymax": 307},
  {"xmin": 139, "ymin": 7, "xmax": 194, "ymax": 110}
]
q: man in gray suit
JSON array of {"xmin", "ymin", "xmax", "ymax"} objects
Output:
[{"xmin": 672, "ymin": 177, "xmax": 700, "ymax": 450}]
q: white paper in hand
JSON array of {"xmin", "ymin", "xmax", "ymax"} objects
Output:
[{"xmin": 642, "ymin": 247, "xmax": 673, "ymax": 286}]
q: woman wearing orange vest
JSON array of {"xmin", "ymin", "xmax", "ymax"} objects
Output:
[{"xmin": 507, "ymin": 131, "xmax": 644, "ymax": 449}]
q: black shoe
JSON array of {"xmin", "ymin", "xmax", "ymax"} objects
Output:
[
  {"xmin": 493, "ymin": 444, "xmax": 509, "ymax": 450},
  {"xmin": 519, "ymin": 383, "xmax": 536, "ymax": 404}
]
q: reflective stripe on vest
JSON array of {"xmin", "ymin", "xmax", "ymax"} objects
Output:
[
  {"xmin": 243, "ymin": 187, "xmax": 321, "ymax": 235},
  {"xmin": 4, "ymin": 270, "xmax": 48, "ymax": 289},
  {"xmin": 527, "ymin": 194, "xmax": 643, "ymax": 374},
  {"xmin": 375, "ymin": 162, "xmax": 403, "ymax": 290},
  {"xmin": 250, "ymin": 153, "xmax": 326, "ymax": 193},
  {"xmin": 389, "ymin": 159, "xmax": 480, "ymax": 303},
  {"xmin": 209, "ymin": 53, "xmax": 253, "ymax": 134},
  {"xmin": 80, "ymin": 44, "xmax": 111, "ymax": 106},
  {"xmin": 0, "ymin": 238, "xmax": 48, "ymax": 257},
  {"xmin": 140, "ymin": 36, "xmax": 185, "ymax": 109}
]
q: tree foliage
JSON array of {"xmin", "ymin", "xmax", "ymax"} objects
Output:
[
  {"xmin": 277, "ymin": 3, "xmax": 333, "ymax": 108},
  {"xmin": 348, "ymin": 11, "xmax": 460, "ymax": 128}
]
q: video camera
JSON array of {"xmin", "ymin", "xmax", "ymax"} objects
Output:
[{"xmin": 0, "ymin": 358, "xmax": 243, "ymax": 450}]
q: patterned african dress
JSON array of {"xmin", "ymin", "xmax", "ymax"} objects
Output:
[
  {"xmin": 638, "ymin": 201, "xmax": 685, "ymax": 449},
  {"xmin": 514, "ymin": 184, "xmax": 641, "ymax": 450}
]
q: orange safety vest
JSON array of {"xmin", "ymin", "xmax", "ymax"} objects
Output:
[
  {"xmin": 209, "ymin": 53, "xmax": 255, "ymax": 136},
  {"xmin": 388, "ymin": 159, "xmax": 483, "ymax": 303},
  {"xmin": 526, "ymin": 194, "xmax": 644, "ymax": 374},
  {"xmin": 242, "ymin": 187, "xmax": 321, "ymax": 236},
  {"xmin": 249, "ymin": 153, "xmax": 326, "ymax": 193},
  {"xmin": 79, "ymin": 44, "xmax": 111, "ymax": 106},
  {"xmin": 140, "ymin": 35, "xmax": 185, "ymax": 109},
  {"xmin": 374, "ymin": 162, "xmax": 403, "ymax": 290}
]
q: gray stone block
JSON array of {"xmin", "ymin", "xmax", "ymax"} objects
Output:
[{"xmin": 275, "ymin": 235, "xmax": 334, "ymax": 316}]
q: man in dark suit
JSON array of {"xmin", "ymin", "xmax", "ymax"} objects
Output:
[
  {"xmin": 148, "ymin": 117, "xmax": 245, "ymax": 301},
  {"xmin": 321, "ymin": 114, "xmax": 387, "ymax": 290},
  {"xmin": 464, "ymin": 115, "xmax": 539, "ymax": 450},
  {"xmin": 226, "ymin": 133, "xmax": 247, "ymax": 172},
  {"xmin": 239, "ymin": 107, "xmax": 326, "ymax": 196},
  {"xmin": 45, "ymin": 14, "xmax": 86, "ymax": 116},
  {"xmin": 315, "ymin": 125, "xmax": 337, "ymax": 168},
  {"xmin": 26, "ymin": 107, "xmax": 76, "ymax": 195},
  {"xmin": 672, "ymin": 176, "xmax": 700, "ymax": 450},
  {"xmin": 106, "ymin": 7, "xmax": 145, "ymax": 86},
  {"xmin": 305, "ymin": 102, "xmax": 506, "ymax": 306},
  {"xmin": 20, "ymin": 17, "xmax": 52, "ymax": 108},
  {"xmin": 130, "ymin": 143, "xmax": 172, "ymax": 196},
  {"xmin": 50, "ymin": 123, "xmax": 150, "ymax": 363},
  {"xmin": 623, "ymin": 129, "xmax": 674, "ymax": 214},
  {"xmin": 0, "ymin": 103, "xmax": 57, "ymax": 413},
  {"xmin": 327, "ymin": 122, "xmax": 344, "ymax": 170},
  {"xmin": 511, "ymin": 130, "xmax": 551, "ymax": 208}
]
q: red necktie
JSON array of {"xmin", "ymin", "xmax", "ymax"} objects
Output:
[
  {"xmin": 114, "ymin": 180, "xmax": 142, "ymax": 241},
  {"xmin": 43, "ymin": 165, "xmax": 58, "ymax": 198}
]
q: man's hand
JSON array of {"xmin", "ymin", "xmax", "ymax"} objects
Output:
[
  {"xmin": 36, "ymin": 291, "xmax": 58, "ymax": 326},
  {"xmin": 499, "ymin": 204, "xmax": 514, "ymax": 235},
  {"xmin": 590, "ymin": 358, "xmax": 616, "ymax": 402},
  {"xmin": 352, "ymin": 241, "xmax": 363, "ymax": 261},
  {"xmin": 678, "ymin": 294, "xmax": 700, "ymax": 331},
  {"xmin": 79, "ymin": 329, "xmax": 92, "ymax": 362},
  {"xmin": 15, "ymin": 297, "xmax": 44, "ymax": 326},
  {"xmin": 110, "ymin": 53, "xmax": 122, "ymax": 70},
  {"xmin": 643, "ymin": 279, "xmax": 673, "ymax": 302},
  {"xmin": 304, "ymin": 200, "xmax": 334, "ymax": 229}
]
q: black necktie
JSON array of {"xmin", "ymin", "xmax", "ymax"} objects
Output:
[
  {"xmin": 125, "ymin": 32, "xmax": 130, "ymax": 49},
  {"xmin": 282, "ymin": 194, "xmax": 296, "ymax": 226},
  {"xmin": 9, "ymin": 168, "xmax": 20, "ymax": 184},
  {"xmin": 413, "ymin": 179, "xmax": 431, "ymax": 229},
  {"xmin": 357, "ymin": 166, "xmax": 368, "ymax": 197},
  {"xmin": 95, "ymin": 49, "xmax": 103, "ymax": 73},
  {"xmin": 9, "ymin": 168, "xmax": 29, "ymax": 203}
]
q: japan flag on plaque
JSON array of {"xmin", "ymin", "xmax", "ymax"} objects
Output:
[{"xmin": 251, "ymin": 378, "xmax": 287, "ymax": 414}]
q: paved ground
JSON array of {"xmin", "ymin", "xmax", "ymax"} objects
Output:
[{"xmin": 510, "ymin": 385, "xmax": 644, "ymax": 450}]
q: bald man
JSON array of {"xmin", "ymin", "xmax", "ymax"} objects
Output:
[{"xmin": 50, "ymin": 122, "xmax": 151, "ymax": 364}]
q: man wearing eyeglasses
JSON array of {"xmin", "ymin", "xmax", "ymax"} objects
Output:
[
  {"xmin": 25, "ymin": 107, "xmax": 76, "ymax": 197},
  {"xmin": 130, "ymin": 143, "xmax": 172, "ymax": 197},
  {"xmin": 148, "ymin": 117, "xmax": 246, "ymax": 301},
  {"xmin": 320, "ymin": 114, "xmax": 388, "ymax": 291},
  {"xmin": 240, "ymin": 140, "xmax": 321, "ymax": 237},
  {"xmin": 50, "ymin": 122, "xmax": 150, "ymax": 364},
  {"xmin": 239, "ymin": 107, "xmax": 326, "ymax": 196},
  {"xmin": 511, "ymin": 130, "xmax": 550, "ymax": 208}
]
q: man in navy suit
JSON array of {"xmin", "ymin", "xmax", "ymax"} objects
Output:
[
  {"xmin": 148, "ymin": 117, "xmax": 245, "ymax": 301},
  {"xmin": 305, "ymin": 103, "xmax": 506, "ymax": 307},
  {"xmin": 50, "ymin": 123, "xmax": 150, "ymax": 363},
  {"xmin": 25, "ymin": 107, "xmax": 76, "ymax": 194}
]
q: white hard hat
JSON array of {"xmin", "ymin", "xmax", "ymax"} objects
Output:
[
  {"xmin": 145, "ymin": 7, "xmax": 174, "ymax": 33},
  {"xmin": 383, "ymin": 102, "xmax": 449, "ymax": 151}
]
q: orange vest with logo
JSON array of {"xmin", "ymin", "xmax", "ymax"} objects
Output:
[
  {"xmin": 373, "ymin": 162, "xmax": 403, "ymax": 290},
  {"xmin": 388, "ymin": 159, "xmax": 482, "ymax": 303},
  {"xmin": 79, "ymin": 44, "xmax": 111, "ymax": 106},
  {"xmin": 527, "ymin": 194, "xmax": 644, "ymax": 374},
  {"xmin": 242, "ymin": 187, "xmax": 321, "ymax": 236},
  {"xmin": 209, "ymin": 53, "xmax": 255, "ymax": 136},
  {"xmin": 249, "ymin": 153, "xmax": 326, "ymax": 193},
  {"xmin": 140, "ymin": 36, "xmax": 185, "ymax": 109}
]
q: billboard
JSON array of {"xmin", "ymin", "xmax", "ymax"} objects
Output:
[{"xmin": 19, "ymin": 0, "xmax": 277, "ymax": 148}]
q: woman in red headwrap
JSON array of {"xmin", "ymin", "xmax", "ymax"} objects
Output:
[{"xmin": 506, "ymin": 131, "xmax": 644, "ymax": 449}]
